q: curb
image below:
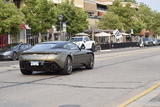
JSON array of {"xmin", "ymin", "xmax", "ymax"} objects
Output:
[{"xmin": 117, "ymin": 82, "xmax": 160, "ymax": 107}]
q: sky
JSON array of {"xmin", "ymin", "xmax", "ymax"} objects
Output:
[{"xmin": 136, "ymin": 0, "xmax": 160, "ymax": 12}]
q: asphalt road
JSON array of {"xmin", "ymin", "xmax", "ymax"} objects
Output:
[{"xmin": 0, "ymin": 46, "xmax": 160, "ymax": 107}]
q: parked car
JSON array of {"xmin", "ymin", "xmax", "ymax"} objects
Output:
[
  {"xmin": 70, "ymin": 36, "xmax": 95, "ymax": 51},
  {"xmin": 157, "ymin": 39, "xmax": 160, "ymax": 45},
  {"xmin": 19, "ymin": 41, "xmax": 94, "ymax": 75},
  {"xmin": 140, "ymin": 38, "xmax": 153, "ymax": 46},
  {"xmin": 0, "ymin": 43, "xmax": 32, "ymax": 60},
  {"xmin": 151, "ymin": 38, "xmax": 159, "ymax": 46}
]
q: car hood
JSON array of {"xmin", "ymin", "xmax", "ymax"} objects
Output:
[
  {"xmin": 73, "ymin": 41, "xmax": 82, "ymax": 43},
  {"xmin": 72, "ymin": 42, "xmax": 82, "ymax": 46}
]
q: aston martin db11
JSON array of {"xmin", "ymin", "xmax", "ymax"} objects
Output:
[{"xmin": 19, "ymin": 41, "xmax": 94, "ymax": 75}]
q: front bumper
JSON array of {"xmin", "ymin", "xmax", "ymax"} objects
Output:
[{"xmin": 20, "ymin": 61, "xmax": 61, "ymax": 72}]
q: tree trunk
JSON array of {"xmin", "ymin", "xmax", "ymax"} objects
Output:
[{"xmin": 38, "ymin": 32, "xmax": 42, "ymax": 43}]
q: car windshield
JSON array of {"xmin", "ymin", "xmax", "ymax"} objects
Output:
[
  {"xmin": 70, "ymin": 37, "xmax": 83, "ymax": 42},
  {"xmin": 31, "ymin": 43, "xmax": 61, "ymax": 50}
]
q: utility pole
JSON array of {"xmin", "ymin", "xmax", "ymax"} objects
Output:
[{"xmin": 58, "ymin": 15, "xmax": 63, "ymax": 41}]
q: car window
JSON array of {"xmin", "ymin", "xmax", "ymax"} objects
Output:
[
  {"xmin": 19, "ymin": 44, "xmax": 26, "ymax": 50},
  {"xmin": 84, "ymin": 37, "xmax": 90, "ymax": 41},
  {"xmin": 70, "ymin": 37, "xmax": 83, "ymax": 42},
  {"xmin": 24, "ymin": 44, "xmax": 30, "ymax": 49},
  {"xmin": 31, "ymin": 43, "xmax": 58, "ymax": 50},
  {"xmin": 64, "ymin": 43, "xmax": 79, "ymax": 50},
  {"xmin": 11, "ymin": 45, "xmax": 19, "ymax": 50},
  {"xmin": 22, "ymin": 44, "xmax": 30, "ymax": 50}
]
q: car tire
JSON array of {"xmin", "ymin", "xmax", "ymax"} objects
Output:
[
  {"xmin": 86, "ymin": 54, "xmax": 94, "ymax": 69},
  {"xmin": 20, "ymin": 69, "xmax": 32, "ymax": 75},
  {"xmin": 12, "ymin": 52, "xmax": 18, "ymax": 61},
  {"xmin": 61, "ymin": 56, "xmax": 72, "ymax": 75},
  {"xmin": 81, "ymin": 44, "xmax": 85, "ymax": 49}
]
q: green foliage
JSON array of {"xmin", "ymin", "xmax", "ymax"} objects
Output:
[
  {"xmin": 57, "ymin": 0, "xmax": 88, "ymax": 35},
  {"xmin": 131, "ymin": 18, "xmax": 146, "ymax": 35},
  {"xmin": 98, "ymin": 0, "xmax": 160, "ymax": 34},
  {"xmin": 22, "ymin": 0, "xmax": 57, "ymax": 34},
  {"xmin": 98, "ymin": 12, "xmax": 123, "ymax": 30},
  {"xmin": 109, "ymin": 1, "xmax": 139, "ymax": 31},
  {"xmin": 137, "ymin": 4, "xmax": 154, "ymax": 30},
  {"xmin": 151, "ymin": 12, "xmax": 160, "ymax": 34},
  {"xmin": 0, "ymin": 0, "xmax": 24, "ymax": 34},
  {"xmin": 137, "ymin": 4, "xmax": 160, "ymax": 34}
]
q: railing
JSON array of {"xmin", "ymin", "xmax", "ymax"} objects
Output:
[{"xmin": 99, "ymin": 42, "xmax": 139, "ymax": 50}]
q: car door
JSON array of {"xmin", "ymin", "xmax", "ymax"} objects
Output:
[
  {"xmin": 17, "ymin": 44, "xmax": 26, "ymax": 56},
  {"xmin": 67, "ymin": 43, "xmax": 86, "ymax": 67},
  {"xmin": 84, "ymin": 36, "xmax": 92, "ymax": 49}
]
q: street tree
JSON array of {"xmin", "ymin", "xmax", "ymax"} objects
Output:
[
  {"xmin": 137, "ymin": 4, "xmax": 154, "ymax": 31},
  {"xmin": 98, "ymin": 12, "xmax": 124, "ymax": 30},
  {"xmin": 110, "ymin": 1, "xmax": 138, "ymax": 31},
  {"xmin": 98, "ymin": 0, "xmax": 146, "ymax": 34},
  {"xmin": 22, "ymin": 0, "xmax": 57, "ymax": 42},
  {"xmin": 57, "ymin": 0, "xmax": 88, "ymax": 36},
  {"xmin": 131, "ymin": 18, "xmax": 146, "ymax": 35},
  {"xmin": 0, "ymin": 0, "xmax": 24, "ymax": 35},
  {"xmin": 151, "ymin": 12, "xmax": 160, "ymax": 35}
]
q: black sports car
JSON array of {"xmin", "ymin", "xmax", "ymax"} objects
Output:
[
  {"xmin": 19, "ymin": 41, "xmax": 94, "ymax": 75},
  {"xmin": 0, "ymin": 43, "xmax": 32, "ymax": 60}
]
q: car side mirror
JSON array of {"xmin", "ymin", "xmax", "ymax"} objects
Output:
[
  {"xmin": 79, "ymin": 47, "xmax": 81, "ymax": 51},
  {"xmin": 79, "ymin": 46, "xmax": 83, "ymax": 51}
]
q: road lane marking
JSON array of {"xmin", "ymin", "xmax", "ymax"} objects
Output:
[{"xmin": 117, "ymin": 82, "xmax": 160, "ymax": 107}]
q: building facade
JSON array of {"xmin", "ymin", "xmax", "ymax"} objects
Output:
[
  {"xmin": 10, "ymin": 0, "xmax": 139, "ymax": 45},
  {"xmin": 52, "ymin": 0, "xmax": 84, "ymax": 8},
  {"xmin": 12, "ymin": 0, "xmax": 115, "ymax": 27}
]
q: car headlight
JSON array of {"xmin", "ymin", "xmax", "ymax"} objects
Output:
[{"xmin": 3, "ymin": 51, "xmax": 12, "ymax": 56}]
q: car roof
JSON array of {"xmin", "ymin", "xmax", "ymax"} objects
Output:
[{"xmin": 42, "ymin": 41, "xmax": 70, "ymax": 45}]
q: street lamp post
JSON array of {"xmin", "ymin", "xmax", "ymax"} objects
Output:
[{"xmin": 58, "ymin": 15, "xmax": 63, "ymax": 40}]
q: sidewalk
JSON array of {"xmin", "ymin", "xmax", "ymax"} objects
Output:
[{"xmin": 127, "ymin": 84, "xmax": 160, "ymax": 107}]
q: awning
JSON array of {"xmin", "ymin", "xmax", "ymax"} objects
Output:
[
  {"xmin": 95, "ymin": 32, "xmax": 111, "ymax": 37},
  {"xmin": 75, "ymin": 32, "xmax": 89, "ymax": 36},
  {"xmin": 19, "ymin": 24, "xmax": 31, "ymax": 30},
  {"xmin": 122, "ymin": 33, "xmax": 130, "ymax": 36}
]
